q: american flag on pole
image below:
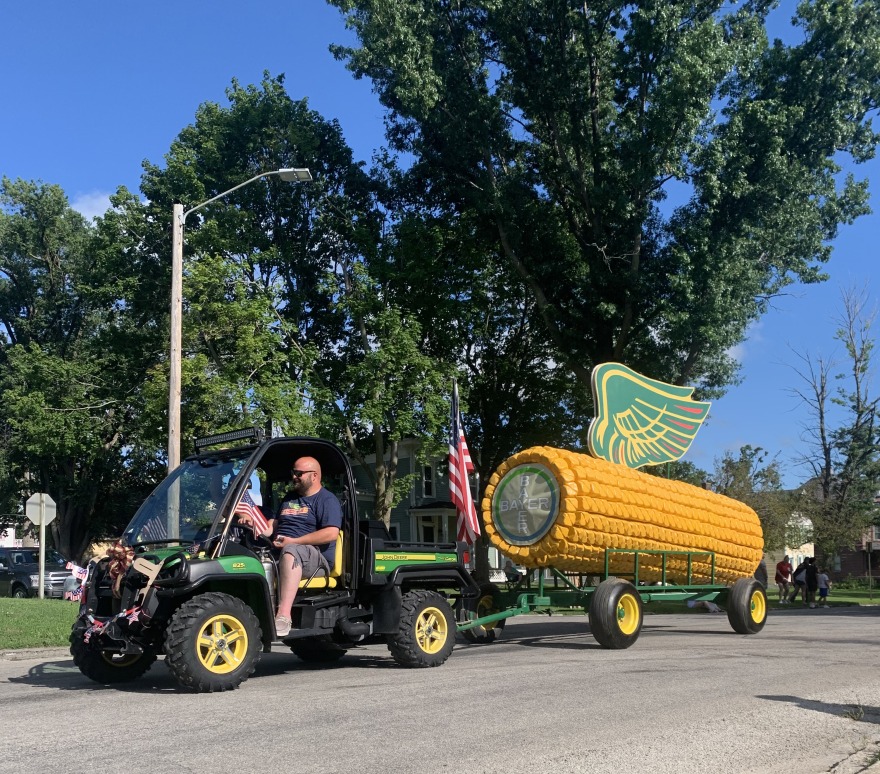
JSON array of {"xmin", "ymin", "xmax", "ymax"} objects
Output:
[
  {"xmin": 449, "ymin": 380, "xmax": 480, "ymax": 544},
  {"xmin": 235, "ymin": 489, "xmax": 270, "ymax": 537}
]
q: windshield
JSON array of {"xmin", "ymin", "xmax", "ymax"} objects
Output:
[
  {"xmin": 122, "ymin": 451, "xmax": 253, "ymax": 546},
  {"xmin": 5, "ymin": 549, "xmax": 66, "ymax": 565}
]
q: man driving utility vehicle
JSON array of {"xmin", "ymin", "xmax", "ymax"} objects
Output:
[{"xmin": 238, "ymin": 456, "xmax": 342, "ymax": 637}]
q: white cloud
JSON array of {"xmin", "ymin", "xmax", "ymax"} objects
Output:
[{"xmin": 70, "ymin": 191, "xmax": 112, "ymax": 221}]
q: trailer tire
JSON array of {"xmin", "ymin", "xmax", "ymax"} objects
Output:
[
  {"xmin": 289, "ymin": 635, "xmax": 348, "ymax": 663},
  {"xmin": 164, "ymin": 592, "xmax": 262, "ymax": 692},
  {"xmin": 589, "ymin": 578, "xmax": 643, "ymax": 649},
  {"xmin": 388, "ymin": 590, "xmax": 455, "ymax": 668},
  {"xmin": 460, "ymin": 583, "xmax": 506, "ymax": 644},
  {"xmin": 727, "ymin": 577, "xmax": 767, "ymax": 634}
]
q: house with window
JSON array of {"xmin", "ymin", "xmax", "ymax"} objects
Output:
[
  {"xmin": 828, "ymin": 524, "xmax": 880, "ymax": 581},
  {"xmin": 349, "ymin": 439, "xmax": 507, "ymax": 572},
  {"xmin": 351, "ymin": 439, "xmax": 461, "ymax": 542}
]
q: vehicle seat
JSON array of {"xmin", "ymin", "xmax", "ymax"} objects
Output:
[{"xmin": 299, "ymin": 532, "xmax": 343, "ymax": 589}]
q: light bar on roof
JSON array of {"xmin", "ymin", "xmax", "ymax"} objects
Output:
[{"xmin": 194, "ymin": 427, "xmax": 264, "ymax": 453}]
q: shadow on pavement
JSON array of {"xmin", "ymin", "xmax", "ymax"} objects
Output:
[
  {"xmin": 758, "ymin": 694, "xmax": 880, "ymax": 725},
  {"xmin": 5, "ymin": 646, "xmax": 411, "ymax": 694}
]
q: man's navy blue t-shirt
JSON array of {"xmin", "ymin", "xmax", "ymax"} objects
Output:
[{"xmin": 274, "ymin": 488, "xmax": 343, "ymax": 564}]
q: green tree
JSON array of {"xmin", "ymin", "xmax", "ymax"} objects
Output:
[
  {"xmin": 790, "ymin": 286, "xmax": 880, "ymax": 554},
  {"xmin": 140, "ymin": 74, "xmax": 454, "ymax": 523},
  {"xmin": 329, "ymin": 0, "xmax": 880, "ymax": 399},
  {"xmin": 0, "ymin": 179, "xmax": 159, "ymax": 559},
  {"xmin": 365, "ymin": 180, "xmax": 590, "ymax": 565},
  {"xmin": 137, "ymin": 74, "xmax": 362, "ymax": 450},
  {"xmin": 711, "ymin": 445, "xmax": 797, "ymax": 552}
]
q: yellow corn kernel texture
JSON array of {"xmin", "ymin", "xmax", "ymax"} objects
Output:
[{"xmin": 482, "ymin": 446, "xmax": 764, "ymax": 585}]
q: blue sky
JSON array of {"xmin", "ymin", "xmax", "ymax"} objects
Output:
[{"xmin": 2, "ymin": 2, "xmax": 878, "ymax": 487}]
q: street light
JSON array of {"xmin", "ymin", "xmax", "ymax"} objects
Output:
[{"xmin": 168, "ymin": 167, "xmax": 312, "ymax": 472}]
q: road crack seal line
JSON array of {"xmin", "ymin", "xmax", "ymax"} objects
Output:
[{"xmin": 828, "ymin": 736, "xmax": 880, "ymax": 774}]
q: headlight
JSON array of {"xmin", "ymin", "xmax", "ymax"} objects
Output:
[{"xmin": 30, "ymin": 574, "xmax": 40, "ymax": 585}]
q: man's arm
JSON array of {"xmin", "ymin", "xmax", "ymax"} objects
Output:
[{"xmin": 273, "ymin": 525, "xmax": 339, "ymax": 549}]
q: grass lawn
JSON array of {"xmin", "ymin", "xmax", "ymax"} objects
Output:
[
  {"xmin": 762, "ymin": 587, "xmax": 880, "ymax": 607},
  {"xmin": 0, "ymin": 598, "xmax": 79, "ymax": 651}
]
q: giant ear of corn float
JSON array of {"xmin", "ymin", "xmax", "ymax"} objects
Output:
[{"xmin": 481, "ymin": 446, "xmax": 764, "ymax": 585}]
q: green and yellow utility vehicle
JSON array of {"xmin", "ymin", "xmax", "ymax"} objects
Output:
[{"xmin": 70, "ymin": 429, "xmax": 479, "ymax": 692}]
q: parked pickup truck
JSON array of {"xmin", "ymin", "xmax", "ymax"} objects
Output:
[{"xmin": 0, "ymin": 547, "xmax": 70, "ymax": 598}]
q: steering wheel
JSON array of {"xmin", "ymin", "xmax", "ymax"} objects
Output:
[{"xmin": 234, "ymin": 524, "xmax": 274, "ymax": 553}]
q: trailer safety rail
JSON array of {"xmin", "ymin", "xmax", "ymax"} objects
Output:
[{"xmin": 457, "ymin": 547, "xmax": 767, "ymax": 648}]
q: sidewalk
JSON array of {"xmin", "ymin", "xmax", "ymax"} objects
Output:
[{"xmin": 0, "ymin": 646, "xmax": 70, "ymax": 662}]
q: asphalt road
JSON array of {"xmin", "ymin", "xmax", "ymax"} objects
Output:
[{"xmin": 2, "ymin": 607, "xmax": 880, "ymax": 774}]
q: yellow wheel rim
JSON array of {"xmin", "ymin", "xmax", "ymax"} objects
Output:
[
  {"xmin": 474, "ymin": 593, "xmax": 501, "ymax": 636},
  {"xmin": 196, "ymin": 614, "xmax": 249, "ymax": 674},
  {"xmin": 416, "ymin": 606, "xmax": 449, "ymax": 654},
  {"xmin": 616, "ymin": 594, "xmax": 640, "ymax": 636},
  {"xmin": 749, "ymin": 590, "xmax": 767, "ymax": 624}
]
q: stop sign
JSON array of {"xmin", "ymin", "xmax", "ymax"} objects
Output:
[{"xmin": 25, "ymin": 493, "xmax": 57, "ymax": 525}]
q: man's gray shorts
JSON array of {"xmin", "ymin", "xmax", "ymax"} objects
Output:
[{"xmin": 281, "ymin": 543, "xmax": 330, "ymax": 577}]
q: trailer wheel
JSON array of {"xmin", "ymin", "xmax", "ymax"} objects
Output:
[
  {"xmin": 589, "ymin": 578, "xmax": 643, "ymax": 649},
  {"xmin": 461, "ymin": 583, "xmax": 506, "ymax": 644},
  {"xmin": 289, "ymin": 635, "xmax": 348, "ymax": 663},
  {"xmin": 164, "ymin": 592, "xmax": 262, "ymax": 692},
  {"xmin": 388, "ymin": 590, "xmax": 456, "ymax": 668},
  {"xmin": 727, "ymin": 577, "xmax": 767, "ymax": 634}
]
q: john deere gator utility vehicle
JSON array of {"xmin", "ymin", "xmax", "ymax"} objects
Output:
[{"xmin": 70, "ymin": 429, "xmax": 479, "ymax": 692}]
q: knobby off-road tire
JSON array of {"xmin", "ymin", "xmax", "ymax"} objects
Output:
[
  {"xmin": 164, "ymin": 592, "xmax": 262, "ymax": 692},
  {"xmin": 589, "ymin": 577, "xmax": 643, "ymax": 649},
  {"xmin": 388, "ymin": 590, "xmax": 456, "ymax": 668},
  {"xmin": 459, "ymin": 583, "xmax": 506, "ymax": 644},
  {"xmin": 727, "ymin": 577, "xmax": 767, "ymax": 634},
  {"xmin": 69, "ymin": 631, "xmax": 157, "ymax": 684},
  {"xmin": 289, "ymin": 635, "xmax": 348, "ymax": 663}
]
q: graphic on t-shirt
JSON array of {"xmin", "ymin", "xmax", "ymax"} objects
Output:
[{"xmin": 280, "ymin": 504, "xmax": 310, "ymax": 517}]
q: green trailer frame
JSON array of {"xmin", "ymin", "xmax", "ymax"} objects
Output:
[{"xmin": 456, "ymin": 548, "xmax": 768, "ymax": 649}]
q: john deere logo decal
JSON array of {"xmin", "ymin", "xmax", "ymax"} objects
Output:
[
  {"xmin": 588, "ymin": 362, "xmax": 711, "ymax": 468},
  {"xmin": 491, "ymin": 464, "xmax": 559, "ymax": 546}
]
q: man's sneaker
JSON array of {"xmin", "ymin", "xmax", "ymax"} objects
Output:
[{"xmin": 275, "ymin": 616, "xmax": 292, "ymax": 637}]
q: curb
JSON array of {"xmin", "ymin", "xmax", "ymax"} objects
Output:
[{"xmin": 0, "ymin": 647, "xmax": 71, "ymax": 662}]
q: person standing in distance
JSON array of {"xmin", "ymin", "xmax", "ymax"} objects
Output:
[
  {"xmin": 775, "ymin": 555, "xmax": 793, "ymax": 604},
  {"xmin": 239, "ymin": 456, "xmax": 342, "ymax": 637}
]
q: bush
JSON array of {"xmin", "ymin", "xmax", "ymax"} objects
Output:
[{"xmin": 833, "ymin": 575, "xmax": 876, "ymax": 590}]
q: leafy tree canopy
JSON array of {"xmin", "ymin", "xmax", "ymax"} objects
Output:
[{"xmin": 329, "ymin": 0, "xmax": 880, "ymax": 399}]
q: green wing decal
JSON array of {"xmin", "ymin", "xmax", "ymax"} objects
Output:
[{"xmin": 588, "ymin": 363, "xmax": 711, "ymax": 468}]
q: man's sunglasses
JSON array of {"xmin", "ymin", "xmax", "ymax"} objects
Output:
[{"xmin": 291, "ymin": 469, "xmax": 316, "ymax": 477}]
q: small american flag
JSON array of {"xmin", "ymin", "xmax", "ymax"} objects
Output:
[
  {"xmin": 235, "ymin": 489, "xmax": 270, "ymax": 537},
  {"xmin": 449, "ymin": 380, "xmax": 480, "ymax": 544},
  {"xmin": 66, "ymin": 562, "xmax": 88, "ymax": 580}
]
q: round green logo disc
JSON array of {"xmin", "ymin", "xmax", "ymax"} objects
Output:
[{"xmin": 491, "ymin": 464, "xmax": 559, "ymax": 546}]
